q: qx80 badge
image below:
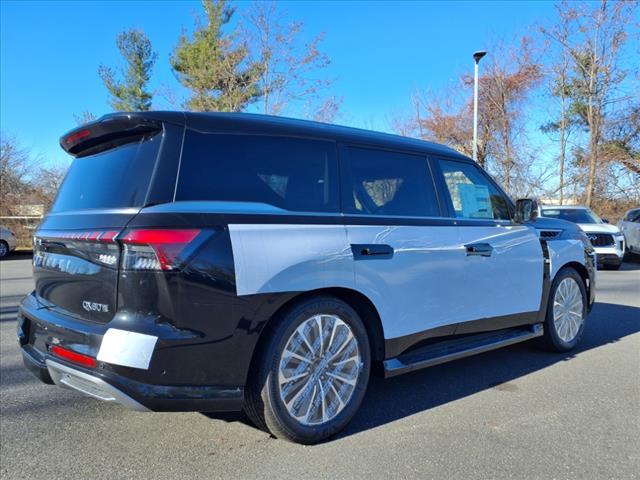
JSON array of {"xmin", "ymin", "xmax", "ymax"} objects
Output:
[{"xmin": 82, "ymin": 301, "xmax": 109, "ymax": 313}]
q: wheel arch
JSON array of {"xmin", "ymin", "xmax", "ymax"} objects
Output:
[
  {"xmin": 248, "ymin": 287, "xmax": 386, "ymax": 378},
  {"xmin": 554, "ymin": 261, "xmax": 590, "ymax": 295}
]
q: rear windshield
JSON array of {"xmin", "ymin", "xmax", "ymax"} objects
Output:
[
  {"xmin": 541, "ymin": 208, "xmax": 602, "ymax": 224},
  {"xmin": 51, "ymin": 134, "xmax": 161, "ymax": 212},
  {"xmin": 176, "ymin": 131, "xmax": 338, "ymax": 212}
]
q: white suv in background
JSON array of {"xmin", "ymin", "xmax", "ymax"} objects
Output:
[
  {"xmin": 0, "ymin": 225, "xmax": 17, "ymax": 258},
  {"xmin": 619, "ymin": 208, "xmax": 640, "ymax": 257},
  {"xmin": 539, "ymin": 206, "xmax": 625, "ymax": 270}
]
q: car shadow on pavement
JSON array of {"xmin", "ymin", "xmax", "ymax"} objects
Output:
[
  {"xmin": 618, "ymin": 261, "xmax": 640, "ymax": 271},
  {"xmin": 0, "ymin": 251, "xmax": 33, "ymax": 261},
  {"xmin": 205, "ymin": 301, "xmax": 639, "ymax": 440},
  {"xmin": 338, "ymin": 301, "xmax": 639, "ymax": 439}
]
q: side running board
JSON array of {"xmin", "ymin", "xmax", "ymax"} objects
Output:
[{"xmin": 383, "ymin": 324, "xmax": 543, "ymax": 378}]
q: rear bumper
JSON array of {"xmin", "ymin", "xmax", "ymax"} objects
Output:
[
  {"xmin": 18, "ymin": 293, "xmax": 244, "ymax": 413},
  {"xmin": 46, "ymin": 358, "xmax": 149, "ymax": 411}
]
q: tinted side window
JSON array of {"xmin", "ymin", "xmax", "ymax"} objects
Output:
[
  {"xmin": 342, "ymin": 147, "xmax": 439, "ymax": 217},
  {"xmin": 625, "ymin": 209, "xmax": 640, "ymax": 222},
  {"xmin": 176, "ymin": 132, "xmax": 338, "ymax": 213},
  {"xmin": 439, "ymin": 160, "xmax": 511, "ymax": 220}
]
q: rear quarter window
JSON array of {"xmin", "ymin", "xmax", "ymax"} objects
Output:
[
  {"xmin": 51, "ymin": 134, "xmax": 161, "ymax": 212},
  {"xmin": 176, "ymin": 132, "xmax": 339, "ymax": 213}
]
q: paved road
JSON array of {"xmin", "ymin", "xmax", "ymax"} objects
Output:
[{"xmin": 1, "ymin": 256, "xmax": 638, "ymax": 479}]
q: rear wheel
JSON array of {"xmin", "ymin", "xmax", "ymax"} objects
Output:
[
  {"xmin": 245, "ymin": 296, "xmax": 371, "ymax": 444},
  {"xmin": 540, "ymin": 267, "xmax": 587, "ymax": 352}
]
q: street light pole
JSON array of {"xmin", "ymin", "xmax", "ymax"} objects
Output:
[{"xmin": 473, "ymin": 50, "xmax": 487, "ymax": 162}]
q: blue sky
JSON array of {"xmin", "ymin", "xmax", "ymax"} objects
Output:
[{"xmin": 0, "ymin": 0, "xmax": 580, "ymax": 167}]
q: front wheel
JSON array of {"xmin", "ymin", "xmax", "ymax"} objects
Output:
[
  {"xmin": 245, "ymin": 296, "xmax": 371, "ymax": 444},
  {"xmin": 540, "ymin": 267, "xmax": 587, "ymax": 352},
  {"xmin": 0, "ymin": 241, "xmax": 9, "ymax": 258}
]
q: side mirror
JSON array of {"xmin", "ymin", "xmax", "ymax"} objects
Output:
[
  {"xmin": 602, "ymin": 218, "xmax": 610, "ymax": 224},
  {"xmin": 515, "ymin": 198, "xmax": 538, "ymax": 223}
]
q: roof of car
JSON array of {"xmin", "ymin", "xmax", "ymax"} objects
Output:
[
  {"xmin": 541, "ymin": 205, "xmax": 588, "ymax": 210},
  {"xmin": 97, "ymin": 111, "xmax": 470, "ymax": 161}
]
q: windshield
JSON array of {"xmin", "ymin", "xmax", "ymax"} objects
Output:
[
  {"xmin": 541, "ymin": 208, "xmax": 602, "ymax": 224},
  {"xmin": 51, "ymin": 134, "xmax": 161, "ymax": 212}
]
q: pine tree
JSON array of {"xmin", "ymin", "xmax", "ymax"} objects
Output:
[
  {"xmin": 99, "ymin": 29, "xmax": 157, "ymax": 111},
  {"xmin": 171, "ymin": 0, "xmax": 262, "ymax": 112}
]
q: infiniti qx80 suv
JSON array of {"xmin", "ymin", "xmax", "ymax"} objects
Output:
[{"xmin": 19, "ymin": 112, "xmax": 595, "ymax": 444}]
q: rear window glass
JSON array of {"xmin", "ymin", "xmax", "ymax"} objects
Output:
[
  {"xmin": 176, "ymin": 132, "xmax": 338, "ymax": 213},
  {"xmin": 51, "ymin": 134, "xmax": 161, "ymax": 212}
]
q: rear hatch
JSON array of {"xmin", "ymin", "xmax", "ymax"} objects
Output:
[{"xmin": 33, "ymin": 114, "xmax": 182, "ymax": 323}]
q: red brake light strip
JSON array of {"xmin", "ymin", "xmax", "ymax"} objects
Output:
[
  {"xmin": 50, "ymin": 345, "xmax": 97, "ymax": 368},
  {"xmin": 64, "ymin": 128, "xmax": 91, "ymax": 145}
]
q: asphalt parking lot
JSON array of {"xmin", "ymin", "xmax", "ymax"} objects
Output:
[{"xmin": 1, "ymin": 255, "xmax": 638, "ymax": 480}]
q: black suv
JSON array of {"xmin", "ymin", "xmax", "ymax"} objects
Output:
[{"xmin": 19, "ymin": 112, "xmax": 595, "ymax": 444}]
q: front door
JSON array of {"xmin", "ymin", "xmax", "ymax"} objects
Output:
[{"xmin": 434, "ymin": 158, "xmax": 543, "ymax": 334}]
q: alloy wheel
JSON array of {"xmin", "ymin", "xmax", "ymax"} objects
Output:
[
  {"xmin": 278, "ymin": 314, "xmax": 362, "ymax": 426},
  {"xmin": 553, "ymin": 277, "xmax": 584, "ymax": 343}
]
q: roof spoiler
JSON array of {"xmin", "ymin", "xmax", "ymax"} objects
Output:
[{"xmin": 60, "ymin": 114, "xmax": 162, "ymax": 157}]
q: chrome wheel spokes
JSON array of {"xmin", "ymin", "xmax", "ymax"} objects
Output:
[
  {"xmin": 278, "ymin": 314, "xmax": 361, "ymax": 426},
  {"xmin": 553, "ymin": 277, "xmax": 584, "ymax": 343}
]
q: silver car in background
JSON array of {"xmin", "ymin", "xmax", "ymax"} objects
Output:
[
  {"xmin": 618, "ymin": 208, "xmax": 640, "ymax": 257},
  {"xmin": 0, "ymin": 225, "xmax": 17, "ymax": 258}
]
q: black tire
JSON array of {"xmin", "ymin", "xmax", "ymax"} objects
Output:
[
  {"xmin": 244, "ymin": 296, "xmax": 371, "ymax": 444},
  {"xmin": 0, "ymin": 240, "xmax": 9, "ymax": 259},
  {"xmin": 539, "ymin": 267, "xmax": 587, "ymax": 352}
]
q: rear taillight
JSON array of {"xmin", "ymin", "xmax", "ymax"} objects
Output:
[
  {"xmin": 120, "ymin": 229, "xmax": 203, "ymax": 271},
  {"xmin": 50, "ymin": 345, "xmax": 97, "ymax": 368},
  {"xmin": 34, "ymin": 229, "xmax": 120, "ymax": 268}
]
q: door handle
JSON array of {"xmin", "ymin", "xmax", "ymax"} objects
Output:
[
  {"xmin": 351, "ymin": 244, "xmax": 394, "ymax": 260},
  {"xmin": 465, "ymin": 242, "xmax": 493, "ymax": 257}
]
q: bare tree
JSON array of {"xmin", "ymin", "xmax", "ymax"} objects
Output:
[
  {"xmin": 243, "ymin": 1, "xmax": 336, "ymax": 119},
  {"xmin": 32, "ymin": 162, "xmax": 68, "ymax": 208},
  {"xmin": 544, "ymin": 0, "xmax": 636, "ymax": 206},
  {"xmin": 468, "ymin": 38, "xmax": 543, "ymax": 193},
  {"xmin": 306, "ymin": 95, "xmax": 342, "ymax": 123},
  {"xmin": 409, "ymin": 39, "xmax": 542, "ymax": 195},
  {"xmin": 1, "ymin": 133, "xmax": 70, "ymax": 217},
  {"xmin": 0, "ymin": 134, "xmax": 32, "ymax": 215},
  {"xmin": 540, "ymin": 3, "xmax": 578, "ymax": 205},
  {"xmin": 73, "ymin": 111, "xmax": 97, "ymax": 125}
]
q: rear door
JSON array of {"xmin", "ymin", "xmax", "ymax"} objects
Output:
[
  {"xmin": 340, "ymin": 146, "xmax": 465, "ymax": 350},
  {"xmin": 33, "ymin": 117, "xmax": 183, "ymax": 323},
  {"xmin": 433, "ymin": 158, "xmax": 543, "ymax": 333}
]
